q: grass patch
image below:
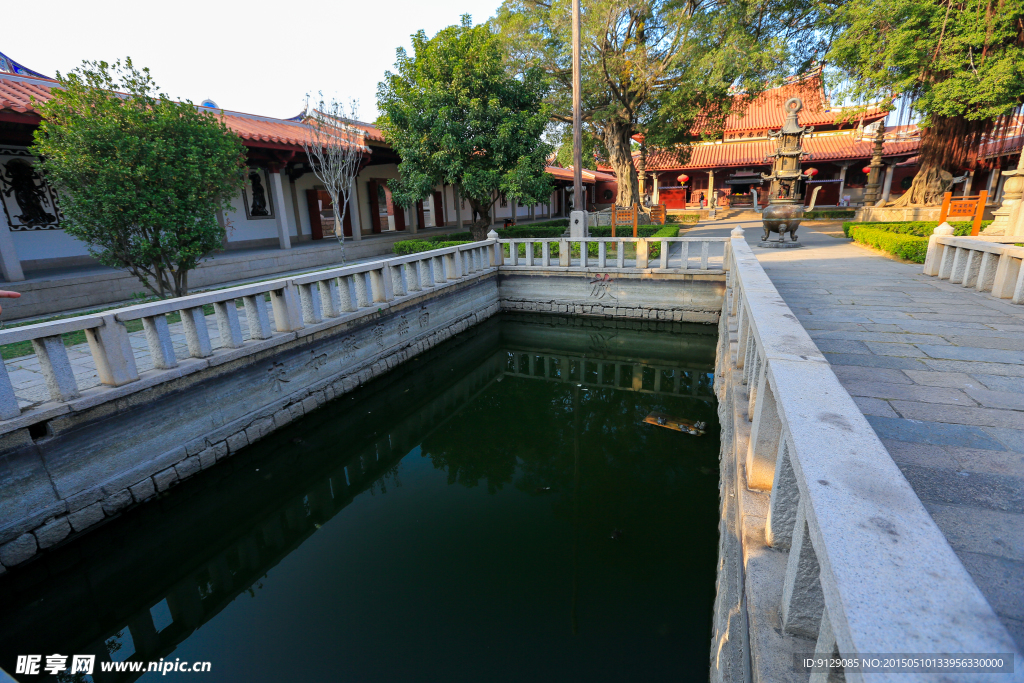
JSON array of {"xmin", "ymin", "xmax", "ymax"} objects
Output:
[{"xmin": 392, "ymin": 240, "xmax": 473, "ymax": 256}]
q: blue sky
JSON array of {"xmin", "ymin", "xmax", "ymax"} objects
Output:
[{"xmin": 4, "ymin": 0, "xmax": 503, "ymax": 122}]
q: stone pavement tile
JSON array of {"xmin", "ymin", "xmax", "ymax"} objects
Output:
[
  {"xmin": 973, "ymin": 374, "xmax": 1024, "ymax": 393},
  {"xmin": 810, "ymin": 331, "xmax": 951, "ymax": 345},
  {"xmin": 832, "ymin": 365, "xmax": 914, "ymax": 384},
  {"xmin": 943, "ymin": 336, "xmax": 1024, "ymax": 352},
  {"xmin": 882, "ymin": 439, "xmax": 960, "ymax": 470},
  {"xmin": 902, "ymin": 370, "xmax": 979, "ymax": 389},
  {"xmin": 852, "ymin": 396, "xmax": 898, "ymax": 418},
  {"xmin": 908, "ymin": 312, "xmax": 1020, "ymax": 324},
  {"xmin": 863, "ymin": 341, "xmax": 930, "ymax": 357},
  {"xmin": 947, "ymin": 446, "xmax": 1024, "ymax": 477},
  {"xmin": 813, "ymin": 339, "xmax": 872, "ymax": 354},
  {"xmin": 893, "ymin": 321, "xmax": 999, "ymax": 333},
  {"xmin": 922, "ymin": 359, "xmax": 1024, "ymax": 378},
  {"xmin": 955, "ymin": 551, "xmax": 1024, "ymax": 622},
  {"xmin": 796, "ymin": 320, "xmax": 868, "ymax": 332},
  {"xmin": 866, "ymin": 415, "xmax": 1006, "ymax": 450},
  {"xmin": 895, "ymin": 463, "xmax": 1024, "ymax": 514},
  {"xmin": 861, "ymin": 323, "xmax": 906, "ymax": 332},
  {"xmin": 964, "ymin": 387, "xmax": 1024, "ymax": 411},
  {"xmin": 824, "ymin": 353, "xmax": 927, "ymax": 371},
  {"xmin": 842, "ymin": 380, "xmax": 975, "ymax": 406},
  {"xmin": 924, "ymin": 502, "xmax": 1024, "ymax": 562},
  {"xmin": 984, "ymin": 428, "xmax": 1024, "ymax": 454},
  {"xmin": 918, "ymin": 345, "xmax": 1024, "ymax": 365},
  {"xmin": 889, "ymin": 401, "xmax": 1023, "ymax": 429}
]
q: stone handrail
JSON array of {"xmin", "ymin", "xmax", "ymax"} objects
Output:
[
  {"xmin": 724, "ymin": 231, "xmax": 1020, "ymax": 679},
  {"xmin": 0, "ymin": 240, "xmax": 500, "ymax": 427},
  {"xmin": 497, "ymin": 236, "xmax": 729, "ymax": 271},
  {"xmin": 922, "ymin": 224, "xmax": 1024, "ymax": 303}
]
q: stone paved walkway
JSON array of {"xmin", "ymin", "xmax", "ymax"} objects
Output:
[{"xmin": 687, "ymin": 219, "xmax": 1024, "ymax": 649}]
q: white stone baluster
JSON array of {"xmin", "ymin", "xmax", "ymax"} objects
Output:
[
  {"xmin": 270, "ymin": 283, "xmax": 304, "ymax": 332},
  {"xmin": 87, "ymin": 314, "xmax": 140, "ymax": 385},
  {"xmin": 353, "ymin": 273, "xmax": 370, "ymax": 307},
  {"xmin": 297, "ymin": 283, "xmax": 324, "ymax": 325},
  {"xmin": 406, "ymin": 262, "xmax": 423, "ymax": 292},
  {"xmin": 937, "ymin": 243, "xmax": 957, "ymax": 280},
  {"xmin": 809, "ymin": 608, "xmax": 843, "ymax": 683},
  {"xmin": 746, "ymin": 368, "xmax": 782, "ymax": 490},
  {"xmin": 390, "ymin": 265, "xmax": 406, "ymax": 297},
  {"xmin": 701, "ymin": 240, "xmax": 710, "ymax": 270},
  {"xmin": 213, "ymin": 300, "xmax": 244, "ymax": 348},
  {"xmin": 542, "ymin": 241, "xmax": 551, "ymax": 267},
  {"xmin": 0, "ymin": 363, "xmax": 22, "ymax": 419},
  {"xmin": 32, "ymin": 336, "xmax": 80, "ymax": 401},
  {"xmin": 598, "ymin": 241, "xmax": 607, "ymax": 268},
  {"xmin": 319, "ymin": 278, "xmax": 344, "ymax": 317},
  {"xmin": 636, "ymin": 239, "xmax": 649, "ymax": 269},
  {"xmin": 508, "ymin": 240, "xmax": 519, "ymax": 266},
  {"xmin": 747, "ymin": 349, "xmax": 763, "ymax": 418},
  {"xmin": 617, "ymin": 240, "xmax": 625, "ymax": 268},
  {"xmin": 681, "ymin": 240, "xmax": 690, "ymax": 271},
  {"xmin": 780, "ymin": 499, "xmax": 825, "ymax": 638},
  {"xmin": 432, "ymin": 256, "xmax": 447, "ymax": 283},
  {"xmin": 369, "ymin": 266, "xmax": 395, "ymax": 302},
  {"xmin": 962, "ymin": 249, "xmax": 984, "ymax": 288},
  {"xmin": 765, "ymin": 438, "xmax": 799, "ymax": 548},
  {"xmin": 143, "ymin": 315, "xmax": 178, "ymax": 369},
  {"xmin": 419, "ymin": 259, "xmax": 434, "ymax": 288},
  {"xmin": 243, "ymin": 294, "xmax": 273, "ymax": 340},
  {"xmin": 948, "ymin": 247, "xmax": 969, "ymax": 284},
  {"xmin": 525, "ymin": 240, "xmax": 534, "ymax": 267},
  {"xmin": 659, "ymin": 239, "xmax": 668, "ymax": 269},
  {"xmin": 180, "ymin": 307, "xmax": 214, "ymax": 358}
]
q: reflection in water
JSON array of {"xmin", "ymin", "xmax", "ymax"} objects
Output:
[{"xmin": 0, "ymin": 314, "xmax": 720, "ymax": 683}]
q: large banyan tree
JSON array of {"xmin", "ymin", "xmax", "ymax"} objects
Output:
[
  {"xmin": 825, "ymin": 0, "xmax": 1024, "ymax": 205},
  {"xmin": 494, "ymin": 0, "xmax": 816, "ymax": 208}
]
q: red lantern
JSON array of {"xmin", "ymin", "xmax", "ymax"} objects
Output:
[
  {"xmin": 677, "ymin": 174, "xmax": 689, "ymax": 184},
  {"xmin": 804, "ymin": 167, "xmax": 818, "ymax": 177},
  {"xmin": 862, "ymin": 166, "xmax": 872, "ymax": 175}
]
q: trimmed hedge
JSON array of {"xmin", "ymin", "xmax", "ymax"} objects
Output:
[
  {"xmin": 805, "ymin": 210, "xmax": 856, "ymax": 220},
  {"xmin": 848, "ymin": 226, "xmax": 929, "ymax": 263},
  {"xmin": 841, "ymin": 220, "xmax": 989, "ymax": 238},
  {"xmin": 392, "ymin": 239, "xmax": 471, "ymax": 255}
]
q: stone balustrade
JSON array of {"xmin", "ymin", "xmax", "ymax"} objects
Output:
[
  {"xmin": 0, "ymin": 240, "xmax": 499, "ymax": 430},
  {"xmin": 722, "ymin": 232, "xmax": 1019, "ymax": 679},
  {"xmin": 498, "ymin": 236, "xmax": 728, "ymax": 272},
  {"xmin": 922, "ymin": 224, "xmax": 1024, "ymax": 304}
]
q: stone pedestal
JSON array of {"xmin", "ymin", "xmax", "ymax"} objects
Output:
[{"xmin": 569, "ymin": 210, "xmax": 588, "ymax": 238}]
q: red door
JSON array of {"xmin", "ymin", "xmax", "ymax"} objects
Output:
[
  {"xmin": 367, "ymin": 180, "xmax": 383, "ymax": 233},
  {"xmin": 433, "ymin": 191, "xmax": 445, "ymax": 226}
]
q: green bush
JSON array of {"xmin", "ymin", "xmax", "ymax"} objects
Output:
[
  {"xmin": 805, "ymin": 210, "xmax": 856, "ymax": 220},
  {"xmin": 841, "ymin": 220, "xmax": 989, "ymax": 238},
  {"xmin": 848, "ymin": 226, "xmax": 929, "ymax": 263},
  {"xmin": 425, "ymin": 222, "xmax": 569, "ymax": 243},
  {"xmin": 392, "ymin": 239, "xmax": 472, "ymax": 255}
]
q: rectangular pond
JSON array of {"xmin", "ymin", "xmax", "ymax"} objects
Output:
[{"xmin": 0, "ymin": 313, "xmax": 721, "ymax": 682}]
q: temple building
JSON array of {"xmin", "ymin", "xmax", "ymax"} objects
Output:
[{"xmin": 0, "ymin": 51, "xmax": 587, "ymax": 288}]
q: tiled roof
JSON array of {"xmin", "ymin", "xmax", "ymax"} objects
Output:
[
  {"xmin": 692, "ymin": 74, "xmax": 887, "ymax": 135},
  {"xmin": 980, "ymin": 134, "xmax": 1023, "ymax": 159},
  {"xmin": 646, "ymin": 133, "xmax": 920, "ymax": 171},
  {"xmin": 545, "ymin": 165, "xmax": 598, "ymax": 183},
  {"xmin": 0, "ymin": 73, "xmax": 366, "ymax": 152}
]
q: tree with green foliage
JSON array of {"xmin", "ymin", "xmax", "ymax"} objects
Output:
[
  {"xmin": 32, "ymin": 59, "xmax": 247, "ymax": 297},
  {"xmin": 823, "ymin": 0, "xmax": 1024, "ymax": 205},
  {"xmin": 494, "ymin": 0, "xmax": 809, "ymax": 208},
  {"xmin": 377, "ymin": 16, "xmax": 554, "ymax": 240}
]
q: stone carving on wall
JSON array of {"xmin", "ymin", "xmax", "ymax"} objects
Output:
[
  {"xmin": 0, "ymin": 149, "xmax": 63, "ymax": 230},
  {"xmin": 242, "ymin": 167, "xmax": 275, "ymax": 220}
]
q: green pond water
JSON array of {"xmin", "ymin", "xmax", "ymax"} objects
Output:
[{"xmin": 0, "ymin": 313, "xmax": 721, "ymax": 682}]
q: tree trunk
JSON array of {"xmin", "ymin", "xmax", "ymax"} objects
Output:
[
  {"xmin": 890, "ymin": 164, "xmax": 954, "ymax": 207},
  {"xmin": 602, "ymin": 119, "xmax": 640, "ymax": 208},
  {"xmin": 891, "ymin": 115, "xmax": 993, "ymax": 206},
  {"xmin": 467, "ymin": 199, "xmax": 492, "ymax": 240}
]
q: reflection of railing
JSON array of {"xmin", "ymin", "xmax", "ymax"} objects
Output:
[
  {"xmin": 922, "ymin": 227, "xmax": 1024, "ymax": 304},
  {"xmin": 0, "ymin": 241, "xmax": 501, "ymax": 423},
  {"xmin": 723, "ymin": 230, "xmax": 1019, "ymax": 678},
  {"xmin": 497, "ymin": 237, "xmax": 728, "ymax": 272},
  {"xmin": 504, "ymin": 351, "xmax": 714, "ymax": 400}
]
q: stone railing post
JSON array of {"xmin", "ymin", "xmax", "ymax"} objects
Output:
[
  {"xmin": 923, "ymin": 222, "xmax": 954, "ymax": 276},
  {"xmin": 746, "ymin": 367, "xmax": 782, "ymax": 490},
  {"xmin": 0, "ymin": 365, "xmax": 21, "ymax": 420},
  {"xmin": 486, "ymin": 232, "xmax": 502, "ymax": 266},
  {"xmin": 85, "ymin": 314, "xmax": 140, "ymax": 386},
  {"xmin": 33, "ymin": 336, "xmax": 81, "ymax": 401},
  {"xmin": 180, "ymin": 307, "xmax": 214, "ymax": 358},
  {"xmin": 242, "ymin": 294, "xmax": 274, "ymax": 339},
  {"xmin": 270, "ymin": 283, "xmax": 304, "ymax": 331},
  {"xmin": 636, "ymin": 239, "xmax": 649, "ymax": 269},
  {"xmin": 142, "ymin": 315, "xmax": 178, "ymax": 369},
  {"xmin": 213, "ymin": 300, "xmax": 245, "ymax": 348},
  {"xmin": 780, "ymin": 499, "xmax": 825, "ymax": 638},
  {"xmin": 558, "ymin": 239, "xmax": 570, "ymax": 267}
]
